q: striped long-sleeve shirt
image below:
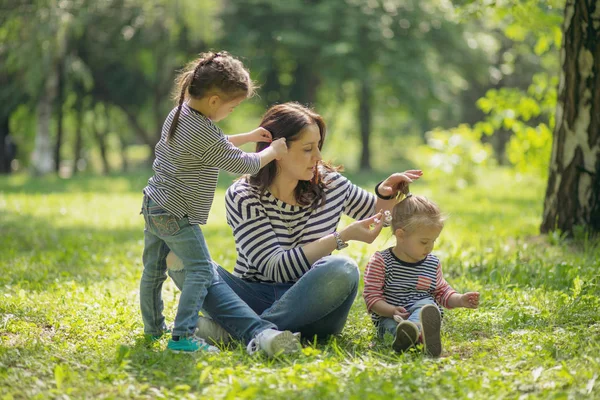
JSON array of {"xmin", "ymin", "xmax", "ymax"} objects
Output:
[
  {"xmin": 225, "ymin": 169, "xmax": 377, "ymax": 283},
  {"xmin": 144, "ymin": 103, "xmax": 261, "ymax": 225},
  {"xmin": 363, "ymin": 248, "xmax": 457, "ymax": 326}
]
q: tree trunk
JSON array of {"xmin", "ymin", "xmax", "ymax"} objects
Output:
[
  {"xmin": 73, "ymin": 103, "xmax": 84, "ymax": 175},
  {"xmin": 120, "ymin": 136, "xmax": 129, "ymax": 173},
  {"xmin": 291, "ymin": 62, "xmax": 319, "ymax": 106},
  {"xmin": 32, "ymin": 72, "xmax": 57, "ymax": 175},
  {"xmin": 0, "ymin": 115, "xmax": 8, "ymax": 174},
  {"xmin": 94, "ymin": 127, "xmax": 110, "ymax": 175},
  {"xmin": 54, "ymin": 58, "xmax": 64, "ymax": 174},
  {"xmin": 541, "ymin": 0, "xmax": 600, "ymax": 235},
  {"xmin": 358, "ymin": 79, "xmax": 372, "ymax": 171},
  {"xmin": 122, "ymin": 107, "xmax": 156, "ymax": 163},
  {"xmin": 93, "ymin": 108, "xmax": 110, "ymax": 175}
]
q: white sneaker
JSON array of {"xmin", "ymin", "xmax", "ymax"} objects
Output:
[
  {"xmin": 246, "ymin": 329, "xmax": 301, "ymax": 357},
  {"xmin": 195, "ymin": 316, "xmax": 231, "ymax": 345}
]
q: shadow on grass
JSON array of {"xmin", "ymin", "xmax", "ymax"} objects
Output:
[
  {"xmin": 0, "ymin": 209, "xmax": 236, "ymax": 289},
  {"xmin": 0, "ymin": 170, "xmax": 249, "ymax": 195},
  {"xmin": 124, "ymin": 336, "xmax": 307, "ymax": 393},
  {"xmin": 0, "ymin": 170, "xmax": 150, "ymax": 195}
]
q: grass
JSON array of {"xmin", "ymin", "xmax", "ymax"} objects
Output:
[{"xmin": 1, "ymin": 167, "xmax": 599, "ymax": 399}]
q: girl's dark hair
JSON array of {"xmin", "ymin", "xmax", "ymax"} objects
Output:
[
  {"xmin": 167, "ymin": 51, "xmax": 256, "ymax": 142},
  {"xmin": 248, "ymin": 102, "xmax": 338, "ymax": 209}
]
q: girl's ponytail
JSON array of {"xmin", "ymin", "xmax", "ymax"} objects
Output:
[{"xmin": 166, "ymin": 52, "xmax": 222, "ymax": 143}]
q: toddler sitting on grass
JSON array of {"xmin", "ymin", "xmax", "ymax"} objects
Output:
[{"xmin": 363, "ymin": 192, "xmax": 479, "ymax": 356}]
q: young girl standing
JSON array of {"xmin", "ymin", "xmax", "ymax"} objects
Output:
[
  {"xmin": 363, "ymin": 193, "xmax": 480, "ymax": 357},
  {"xmin": 140, "ymin": 51, "xmax": 291, "ymax": 353}
]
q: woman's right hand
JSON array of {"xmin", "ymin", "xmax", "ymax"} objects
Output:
[{"xmin": 340, "ymin": 211, "xmax": 384, "ymax": 244}]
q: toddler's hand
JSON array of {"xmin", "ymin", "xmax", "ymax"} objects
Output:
[
  {"xmin": 461, "ymin": 292, "xmax": 480, "ymax": 308},
  {"xmin": 270, "ymin": 137, "xmax": 287, "ymax": 160},
  {"xmin": 249, "ymin": 127, "xmax": 272, "ymax": 143},
  {"xmin": 393, "ymin": 306, "xmax": 409, "ymax": 320}
]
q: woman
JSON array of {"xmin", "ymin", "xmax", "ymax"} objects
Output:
[{"xmin": 170, "ymin": 102, "xmax": 421, "ymax": 341}]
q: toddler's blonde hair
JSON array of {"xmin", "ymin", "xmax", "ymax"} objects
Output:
[{"xmin": 391, "ymin": 193, "xmax": 446, "ymax": 233}]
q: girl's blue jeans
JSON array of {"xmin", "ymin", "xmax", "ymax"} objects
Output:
[
  {"xmin": 140, "ymin": 195, "xmax": 275, "ymax": 342},
  {"xmin": 170, "ymin": 255, "xmax": 360, "ymax": 340},
  {"xmin": 377, "ymin": 298, "xmax": 438, "ymax": 338}
]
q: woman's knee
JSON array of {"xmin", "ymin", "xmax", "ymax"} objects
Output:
[
  {"xmin": 325, "ymin": 255, "xmax": 359, "ymax": 279},
  {"xmin": 317, "ymin": 255, "xmax": 359, "ymax": 294}
]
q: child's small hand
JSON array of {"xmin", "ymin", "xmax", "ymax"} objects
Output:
[
  {"xmin": 249, "ymin": 127, "xmax": 273, "ymax": 143},
  {"xmin": 461, "ymin": 292, "xmax": 480, "ymax": 308},
  {"xmin": 270, "ymin": 137, "xmax": 288, "ymax": 160},
  {"xmin": 393, "ymin": 306, "xmax": 409, "ymax": 319}
]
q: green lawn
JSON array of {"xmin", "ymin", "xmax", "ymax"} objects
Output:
[{"xmin": 1, "ymin": 168, "xmax": 599, "ymax": 399}]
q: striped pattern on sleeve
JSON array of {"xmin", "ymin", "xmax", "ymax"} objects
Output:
[
  {"xmin": 225, "ymin": 169, "xmax": 377, "ymax": 283},
  {"xmin": 143, "ymin": 103, "xmax": 261, "ymax": 225},
  {"xmin": 363, "ymin": 249, "xmax": 457, "ymax": 327},
  {"xmin": 363, "ymin": 252, "xmax": 387, "ymax": 311}
]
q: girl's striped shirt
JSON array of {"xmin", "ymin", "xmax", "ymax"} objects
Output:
[
  {"xmin": 225, "ymin": 169, "xmax": 376, "ymax": 283},
  {"xmin": 363, "ymin": 248, "xmax": 456, "ymax": 326},
  {"xmin": 144, "ymin": 103, "xmax": 260, "ymax": 225}
]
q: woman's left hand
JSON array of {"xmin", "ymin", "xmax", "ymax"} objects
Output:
[
  {"xmin": 378, "ymin": 170, "xmax": 423, "ymax": 198},
  {"xmin": 341, "ymin": 211, "xmax": 384, "ymax": 244}
]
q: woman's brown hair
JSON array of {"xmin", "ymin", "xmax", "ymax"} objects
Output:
[
  {"xmin": 248, "ymin": 102, "xmax": 338, "ymax": 209},
  {"xmin": 167, "ymin": 51, "xmax": 256, "ymax": 142}
]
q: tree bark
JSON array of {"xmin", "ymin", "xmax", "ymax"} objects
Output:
[
  {"xmin": 93, "ymin": 106, "xmax": 110, "ymax": 175},
  {"xmin": 32, "ymin": 71, "xmax": 57, "ymax": 175},
  {"xmin": 54, "ymin": 58, "xmax": 65, "ymax": 174},
  {"xmin": 358, "ymin": 78, "xmax": 372, "ymax": 171},
  {"xmin": 119, "ymin": 135, "xmax": 128, "ymax": 173},
  {"xmin": 541, "ymin": 0, "xmax": 600, "ymax": 235},
  {"xmin": 72, "ymin": 103, "xmax": 84, "ymax": 175},
  {"xmin": 0, "ymin": 115, "xmax": 8, "ymax": 174}
]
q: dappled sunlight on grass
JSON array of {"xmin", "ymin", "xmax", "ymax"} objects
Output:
[{"xmin": 1, "ymin": 167, "xmax": 599, "ymax": 399}]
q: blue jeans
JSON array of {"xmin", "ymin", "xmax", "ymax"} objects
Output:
[
  {"xmin": 141, "ymin": 195, "xmax": 275, "ymax": 342},
  {"xmin": 140, "ymin": 195, "xmax": 215, "ymax": 337},
  {"xmin": 377, "ymin": 298, "xmax": 438, "ymax": 338},
  {"xmin": 215, "ymin": 255, "xmax": 359, "ymax": 339},
  {"xmin": 168, "ymin": 262, "xmax": 277, "ymax": 344}
]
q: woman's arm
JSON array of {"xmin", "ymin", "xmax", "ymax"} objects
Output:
[
  {"xmin": 226, "ymin": 182, "xmax": 385, "ymax": 282},
  {"xmin": 301, "ymin": 212, "xmax": 383, "ymax": 264},
  {"xmin": 374, "ymin": 170, "xmax": 423, "ymax": 213}
]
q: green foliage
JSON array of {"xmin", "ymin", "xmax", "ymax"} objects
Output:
[
  {"xmin": 475, "ymin": 72, "xmax": 556, "ymax": 176},
  {"xmin": 1, "ymin": 167, "xmax": 599, "ymax": 399},
  {"xmin": 411, "ymin": 124, "xmax": 493, "ymax": 189},
  {"xmin": 450, "ymin": 0, "xmax": 563, "ymax": 177},
  {"xmin": 220, "ymin": 0, "xmax": 491, "ymax": 137}
]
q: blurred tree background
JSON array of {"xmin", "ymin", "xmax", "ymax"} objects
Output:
[
  {"xmin": 0, "ymin": 0, "xmax": 564, "ymax": 176},
  {"xmin": 13, "ymin": 0, "xmax": 599, "ymax": 237}
]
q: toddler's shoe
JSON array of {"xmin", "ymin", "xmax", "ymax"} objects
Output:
[
  {"xmin": 393, "ymin": 320, "xmax": 419, "ymax": 353},
  {"xmin": 420, "ymin": 304, "xmax": 442, "ymax": 357},
  {"xmin": 195, "ymin": 316, "xmax": 231, "ymax": 345},
  {"xmin": 247, "ymin": 328, "xmax": 301, "ymax": 357},
  {"xmin": 167, "ymin": 336, "xmax": 220, "ymax": 353}
]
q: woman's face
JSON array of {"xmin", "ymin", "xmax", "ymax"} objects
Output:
[{"xmin": 277, "ymin": 123, "xmax": 322, "ymax": 182}]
